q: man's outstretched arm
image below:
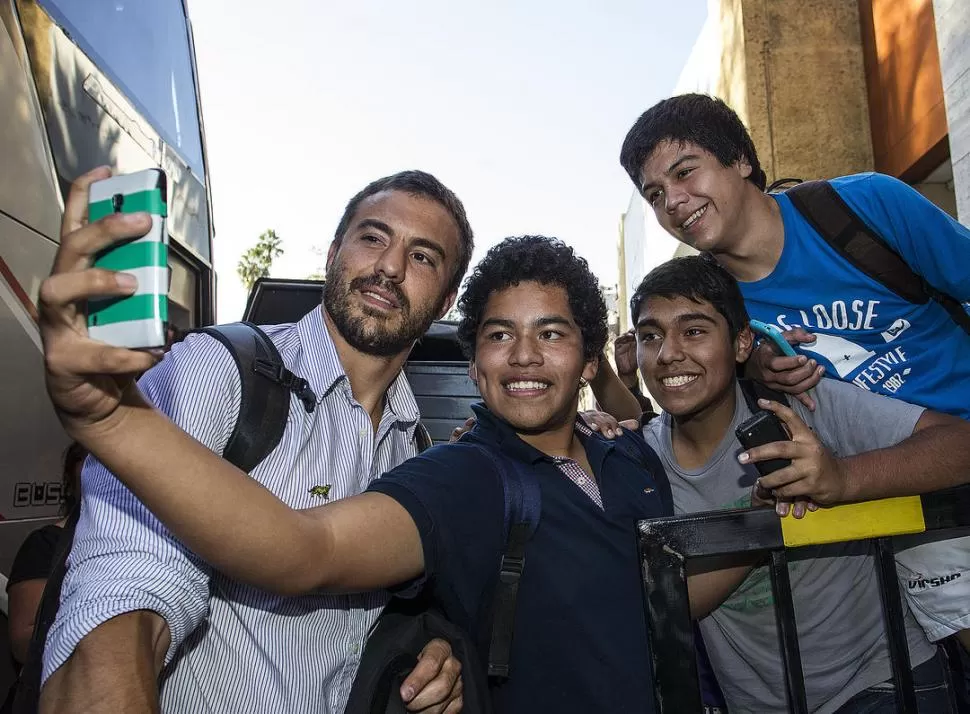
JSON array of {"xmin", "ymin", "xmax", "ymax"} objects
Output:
[{"xmin": 38, "ymin": 167, "xmax": 424, "ymax": 596}]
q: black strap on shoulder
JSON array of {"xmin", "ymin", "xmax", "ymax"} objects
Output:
[
  {"xmin": 413, "ymin": 422, "xmax": 433, "ymax": 453},
  {"xmin": 462, "ymin": 441, "xmax": 540, "ymax": 681},
  {"xmin": 786, "ymin": 180, "xmax": 970, "ymax": 336},
  {"xmin": 196, "ymin": 322, "xmax": 315, "ymax": 472},
  {"xmin": 738, "ymin": 379, "xmax": 789, "ymax": 414}
]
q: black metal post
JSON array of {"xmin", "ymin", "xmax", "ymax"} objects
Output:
[
  {"xmin": 768, "ymin": 549, "xmax": 809, "ymax": 713},
  {"xmin": 639, "ymin": 523, "xmax": 702, "ymax": 713},
  {"xmin": 874, "ymin": 537, "xmax": 918, "ymax": 713}
]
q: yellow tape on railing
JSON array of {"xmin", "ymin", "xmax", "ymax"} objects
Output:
[{"xmin": 780, "ymin": 496, "xmax": 925, "ymax": 547}]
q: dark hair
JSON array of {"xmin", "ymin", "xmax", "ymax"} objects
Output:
[
  {"xmin": 619, "ymin": 94, "xmax": 766, "ymax": 193},
  {"xmin": 457, "ymin": 236, "xmax": 608, "ymax": 361},
  {"xmin": 630, "ymin": 255, "xmax": 749, "ymax": 339},
  {"xmin": 333, "ymin": 170, "xmax": 474, "ymax": 296},
  {"xmin": 62, "ymin": 441, "xmax": 87, "ymax": 515}
]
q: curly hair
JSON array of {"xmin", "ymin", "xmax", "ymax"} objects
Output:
[
  {"xmin": 457, "ymin": 236, "xmax": 607, "ymax": 361},
  {"xmin": 620, "ymin": 94, "xmax": 767, "ymax": 194}
]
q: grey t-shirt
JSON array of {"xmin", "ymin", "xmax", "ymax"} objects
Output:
[{"xmin": 643, "ymin": 377, "xmax": 935, "ymax": 714}]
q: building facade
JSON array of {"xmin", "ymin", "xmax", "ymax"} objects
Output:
[{"xmin": 618, "ymin": 0, "xmax": 970, "ymax": 327}]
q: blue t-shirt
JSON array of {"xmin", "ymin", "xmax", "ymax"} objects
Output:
[
  {"xmin": 741, "ymin": 173, "xmax": 970, "ymax": 418},
  {"xmin": 368, "ymin": 403, "xmax": 672, "ymax": 713}
]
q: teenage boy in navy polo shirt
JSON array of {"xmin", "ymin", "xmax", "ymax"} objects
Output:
[{"xmin": 39, "ymin": 233, "xmax": 764, "ymax": 711}]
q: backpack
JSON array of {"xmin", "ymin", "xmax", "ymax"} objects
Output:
[
  {"xmin": 345, "ymin": 440, "xmax": 541, "ymax": 714},
  {"xmin": 11, "ymin": 322, "xmax": 310, "ymax": 714},
  {"xmin": 781, "ymin": 180, "xmax": 970, "ymax": 336}
]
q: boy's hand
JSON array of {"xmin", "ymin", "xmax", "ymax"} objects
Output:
[
  {"xmin": 612, "ymin": 330, "xmax": 639, "ymax": 386},
  {"xmin": 578, "ymin": 411, "xmax": 640, "ymax": 439},
  {"xmin": 750, "ymin": 482, "xmax": 820, "ymax": 519},
  {"xmin": 739, "ymin": 399, "xmax": 846, "ymax": 505},
  {"xmin": 39, "ymin": 167, "xmax": 160, "ymax": 437},
  {"xmin": 401, "ymin": 638, "xmax": 464, "ymax": 713},
  {"xmin": 748, "ymin": 327, "xmax": 824, "ymax": 411}
]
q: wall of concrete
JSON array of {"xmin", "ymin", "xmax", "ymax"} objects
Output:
[{"xmin": 932, "ymin": 0, "xmax": 970, "ymax": 223}]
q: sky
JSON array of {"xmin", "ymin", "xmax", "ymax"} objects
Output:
[{"xmin": 186, "ymin": 0, "xmax": 709, "ymax": 321}]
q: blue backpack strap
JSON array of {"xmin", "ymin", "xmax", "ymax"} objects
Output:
[
  {"xmin": 194, "ymin": 322, "xmax": 315, "ymax": 472},
  {"xmin": 467, "ymin": 442, "xmax": 540, "ymax": 680}
]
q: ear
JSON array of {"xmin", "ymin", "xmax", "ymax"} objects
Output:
[
  {"xmin": 736, "ymin": 155, "xmax": 753, "ymax": 180},
  {"xmin": 468, "ymin": 361, "xmax": 478, "ymax": 384},
  {"xmin": 325, "ymin": 241, "xmax": 339, "ymax": 271},
  {"xmin": 735, "ymin": 325, "xmax": 755, "ymax": 364},
  {"xmin": 436, "ymin": 291, "xmax": 457, "ymax": 321},
  {"xmin": 582, "ymin": 354, "xmax": 599, "ymax": 384}
]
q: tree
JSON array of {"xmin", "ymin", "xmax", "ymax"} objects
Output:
[{"xmin": 237, "ymin": 229, "xmax": 283, "ymax": 292}]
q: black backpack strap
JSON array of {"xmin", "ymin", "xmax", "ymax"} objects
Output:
[
  {"xmin": 196, "ymin": 322, "xmax": 314, "ymax": 472},
  {"xmin": 738, "ymin": 379, "xmax": 790, "ymax": 414},
  {"xmin": 786, "ymin": 181, "xmax": 970, "ymax": 336},
  {"xmin": 465, "ymin": 442, "xmax": 540, "ymax": 681}
]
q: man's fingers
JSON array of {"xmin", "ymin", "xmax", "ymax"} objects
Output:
[
  {"xmin": 62, "ymin": 166, "xmax": 112, "ymax": 238},
  {"xmin": 765, "ymin": 355, "xmax": 817, "ymax": 385},
  {"xmin": 793, "ymin": 391, "xmax": 817, "ymax": 412},
  {"xmin": 45, "ymin": 340, "xmax": 158, "ymax": 378},
  {"xmin": 39, "ymin": 269, "xmax": 138, "ymax": 316},
  {"xmin": 401, "ymin": 639, "xmax": 457, "ymax": 707},
  {"xmin": 781, "ymin": 327, "xmax": 817, "ymax": 345},
  {"xmin": 755, "ymin": 398, "xmax": 814, "ymax": 440},
  {"xmin": 739, "ymin": 439, "xmax": 797, "ymax": 469},
  {"xmin": 619, "ymin": 419, "xmax": 639, "ymax": 431},
  {"xmin": 53, "ymin": 212, "xmax": 153, "ymax": 275}
]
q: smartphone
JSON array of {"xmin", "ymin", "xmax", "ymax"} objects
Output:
[
  {"xmin": 735, "ymin": 410, "xmax": 792, "ymax": 476},
  {"xmin": 749, "ymin": 319, "xmax": 798, "ymax": 358},
  {"xmin": 87, "ymin": 169, "xmax": 168, "ymax": 348}
]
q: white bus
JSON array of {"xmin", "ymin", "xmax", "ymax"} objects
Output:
[{"xmin": 0, "ymin": 0, "xmax": 214, "ymax": 572}]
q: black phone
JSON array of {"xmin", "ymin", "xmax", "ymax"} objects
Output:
[{"xmin": 735, "ymin": 410, "xmax": 792, "ymax": 476}]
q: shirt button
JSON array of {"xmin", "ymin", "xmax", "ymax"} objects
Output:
[
  {"xmin": 359, "ymin": 428, "xmax": 368, "ymax": 438},
  {"xmin": 351, "ymin": 643, "xmax": 360, "ymax": 654},
  {"xmin": 577, "ymin": 477, "xmax": 586, "ymax": 485}
]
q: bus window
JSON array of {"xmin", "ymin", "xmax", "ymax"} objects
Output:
[{"xmin": 37, "ymin": 0, "xmax": 205, "ymax": 179}]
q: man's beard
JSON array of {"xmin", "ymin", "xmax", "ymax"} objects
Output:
[{"xmin": 323, "ymin": 259, "xmax": 441, "ymax": 357}]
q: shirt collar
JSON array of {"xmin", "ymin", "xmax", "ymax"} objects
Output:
[
  {"xmin": 294, "ymin": 306, "xmax": 420, "ymax": 424},
  {"xmin": 468, "ymin": 402, "xmax": 610, "ymax": 464}
]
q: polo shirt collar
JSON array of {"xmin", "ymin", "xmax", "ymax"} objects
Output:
[{"xmin": 469, "ymin": 402, "xmax": 612, "ymax": 465}]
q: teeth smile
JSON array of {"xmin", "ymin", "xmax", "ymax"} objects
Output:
[
  {"xmin": 506, "ymin": 381, "xmax": 549, "ymax": 391},
  {"xmin": 682, "ymin": 205, "xmax": 707, "ymax": 229},
  {"xmin": 662, "ymin": 375, "xmax": 697, "ymax": 388},
  {"xmin": 363, "ymin": 291, "xmax": 393, "ymax": 306}
]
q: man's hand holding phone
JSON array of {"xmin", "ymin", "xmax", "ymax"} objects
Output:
[
  {"xmin": 738, "ymin": 398, "xmax": 846, "ymax": 508},
  {"xmin": 39, "ymin": 167, "xmax": 160, "ymax": 439}
]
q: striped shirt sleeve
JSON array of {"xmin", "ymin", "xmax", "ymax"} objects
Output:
[{"xmin": 43, "ymin": 333, "xmax": 243, "ymax": 682}]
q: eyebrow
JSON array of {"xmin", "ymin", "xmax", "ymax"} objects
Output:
[
  {"xmin": 636, "ymin": 311, "xmax": 718, "ymax": 328},
  {"xmin": 481, "ymin": 315, "xmax": 574, "ymax": 331},
  {"xmin": 355, "ymin": 219, "xmax": 447, "ymax": 262},
  {"xmin": 640, "ymin": 154, "xmax": 702, "ymax": 194}
]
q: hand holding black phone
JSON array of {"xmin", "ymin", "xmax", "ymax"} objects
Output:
[{"xmin": 736, "ymin": 410, "xmax": 792, "ymax": 476}]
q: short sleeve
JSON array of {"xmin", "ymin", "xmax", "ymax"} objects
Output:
[
  {"xmin": 43, "ymin": 333, "xmax": 243, "ymax": 682},
  {"xmin": 367, "ymin": 442, "xmax": 506, "ymax": 622}
]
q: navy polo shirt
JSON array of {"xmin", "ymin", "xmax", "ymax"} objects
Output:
[{"xmin": 368, "ymin": 403, "xmax": 672, "ymax": 713}]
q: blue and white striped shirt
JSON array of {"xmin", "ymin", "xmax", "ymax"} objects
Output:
[{"xmin": 43, "ymin": 307, "xmax": 421, "ymax": 713}]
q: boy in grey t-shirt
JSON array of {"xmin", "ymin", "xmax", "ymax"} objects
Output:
[{"xmin": 622, "ymin": 256, "xmax": 970, "ymax": 713}]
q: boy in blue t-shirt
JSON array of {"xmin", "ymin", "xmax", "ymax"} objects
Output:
[{"xmin": 618, "ymin": 93, "xmax": 970, "ymax": 653}]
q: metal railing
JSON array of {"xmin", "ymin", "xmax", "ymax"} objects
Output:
[{"xmin": 638, "ymin": 486, "xmax": 970, "ymax": 713}]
